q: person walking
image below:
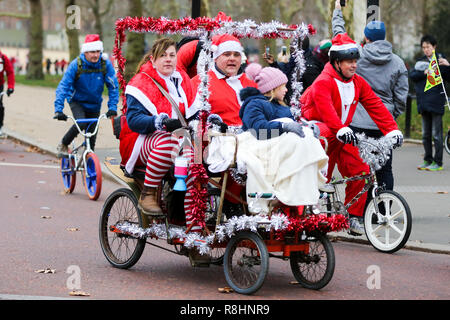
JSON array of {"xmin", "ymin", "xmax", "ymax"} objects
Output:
[
  {"xmin": 300, "ymin": 33, "xmax": 404, "ymax": 236},
  {"xmin": 410, "ymin": 35, "xmax": 450, "ymax": 171},
  {"xmin": 332, "ymin": 0, "xmax": 409, "ymax": 191},
  {"xmin": 53, "ymin": 34, "xmax": 119, "ymax": 157},
  {"xmin": 0, "ymin": 49, "xmax": 15, "ymax": 138}
]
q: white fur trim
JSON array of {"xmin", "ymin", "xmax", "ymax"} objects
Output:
[
  {"xmin": 213, "ymin": 41, "xmax": 244, "ymax": 59},
  {"xmin": 81, "ymin": 40, "xmax": 103, "ymax": 53},
  {"xmin": 329, "ymin": 43, "xmax": 358, "ymax": 52},
  {"xmin": 125, "ymin": 85, "xmax": 158, "ymax": 116}
]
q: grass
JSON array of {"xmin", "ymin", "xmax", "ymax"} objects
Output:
[
  {"xmin": 15, "ymin": 74, "xmax": 63, "ymax": 88},
  {"xmin": 396, "ymin": 99, "xmax": 450, "ymax": 140}
]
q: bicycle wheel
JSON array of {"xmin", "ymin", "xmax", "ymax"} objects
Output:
[
  {"xmin": 99, "ymin": 188, "xmax": 146, "ymax": 269},
  {"xmin": 223, "ymin": 231, "xmax": 269, "ymax": 295},
  {"xmin": 364, "ymin": 190, "xmax": 412, "ymax": 253},
  {"xmin": 445, "ymin": 131, "xmax": 450, "ymax": 155},
  {"xmin": 60, "ymin": 155, "xmax": 76, "ymax": 193},
  {"xmin": 83, "ymin": 152, "xmax": 102, "ymax": 200},
  {"xmin": 290, "ymin": 233, "xmax": 335, "ymax": 290}
]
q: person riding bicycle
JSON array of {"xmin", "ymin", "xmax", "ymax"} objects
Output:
[
  {"xmin": 53, "ymin": 34, "xmax": 119, "ymax": 158},
  {"xmin": 119, "ymin": 38, "xmax": 201, "ymax": 232},
  {"xmin": 0, "ymin": 49, "xmax": 15, "ymax": 138},
  {"xmin": 300, "ymin": 33, "xmax": 404, "ymax": 235}
]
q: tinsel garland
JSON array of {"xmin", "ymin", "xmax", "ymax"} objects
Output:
[
  {"xmin": 115, "ymin": 212, "xmax": 347, "ymax": 255},
  {"xmin": 356, "ymin": 133, "xmax": 394, "ymax": 171}
]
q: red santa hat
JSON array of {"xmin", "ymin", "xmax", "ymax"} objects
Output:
[
  {"xmin": 81, "ymin": 34, "xmax": 103, "ymax": 53},
  {"xmin": 329, "ymin": 33, "xmax": 358, "ymax": 53},
  {"xmin": 211, "ymin": 34, "xmax": 244, "ymax": 60}
]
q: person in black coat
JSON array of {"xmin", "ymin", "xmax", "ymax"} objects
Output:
[{"xmin": 409, "ymin": 35, "xmax": 450, "ymax": 171}]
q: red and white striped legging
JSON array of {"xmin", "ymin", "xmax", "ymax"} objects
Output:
[{"xmin": 137, "ymin": 131, "xmax": 201, "ymax": 233}]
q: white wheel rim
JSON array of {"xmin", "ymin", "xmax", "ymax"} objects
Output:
[{"xmin": 365, "ymin": 193, "xmax": 408, "ymax": 251}]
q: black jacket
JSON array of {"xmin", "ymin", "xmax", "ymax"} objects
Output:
[{"xmin": 409, "ymin": 54, "xmax": 450, "ymax": 115}]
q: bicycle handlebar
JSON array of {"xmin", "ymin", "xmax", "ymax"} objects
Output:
[{"xmin": 66, "ymin": 113, "xmax": 107, "ymax": 138}]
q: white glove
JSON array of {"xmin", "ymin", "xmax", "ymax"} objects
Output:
[
  {"xmin": 386, "ymin": 130, "xmax": 404, "ymax": 149},
  {"xmin": 336, "ymin": 127, "xmax": 358, "ymax": 146}
]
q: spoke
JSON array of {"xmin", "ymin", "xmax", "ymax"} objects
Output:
[
  {"xmin": 390, "ymin": 209, "xmax": 404, "ymax": 220},
  {"xmin": 370, "ymin": 224, "xmax": 383, "ymax": 235},
  {"xmin": 390, "ymin": 223, "xmax": 404, "ymax": 236},
  {"xmin": 384, "ymin": 227, "xmax": 390, "ymax": 245}
]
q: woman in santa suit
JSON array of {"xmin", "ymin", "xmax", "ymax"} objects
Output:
[
  {"xmin": 301, "ymin": 33, "xmax": 404, "ymax": 235},
  {"xmin": 119, "ymin": 37, "xmax": 202, "ymax": 232}
]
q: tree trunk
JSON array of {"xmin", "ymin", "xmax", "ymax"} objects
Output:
[
  {"xmin": 124, "ymin": 0, "xmax": 145, "ymax": 83},
  {"xmin": 260, "ymin": 0, "xmax": 276, "ymax": 65},
  {"xmin": 65, "ymin": 0, "xmax": 80, "ymax": 62},
  {"xmin": 27, "ymin": 0, "xmax": 44, "ymax": 80},
  {"xmin": 200, "ymin": 0, "xmax": 210, "ymax": 17}
]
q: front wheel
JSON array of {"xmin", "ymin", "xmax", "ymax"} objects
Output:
[
  {"xmin": 99, "ymin": 188, "xmax": 146, "ymax": 269},
  {"xmin": 223, "ymin": 231, "xmax": 269, "ymax": 295},
  {"xmin": 445, "ymin": 130, "xmax": 450, "ymax": 155},
  {"xmin": 83, "ymin": 152, "xmax": 102, "ymax": 200},
  {"xmin": 364, "ymin": 190, "xmax": 412, "ymax": 253},
  {"xmin": 290, "ymin": 233, "xmax": 335, "ymax": 290}
]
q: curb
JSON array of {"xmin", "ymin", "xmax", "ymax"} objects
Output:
[{"xmin": 4, "ymin": 129, "xmax": 450, "ymax": 255}]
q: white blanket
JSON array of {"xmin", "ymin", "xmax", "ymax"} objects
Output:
[{"xmin": 206, "ymin": 128, "xmax": 328, "ymax": 214}]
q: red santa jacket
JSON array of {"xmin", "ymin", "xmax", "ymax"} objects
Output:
[
  {"xmin": 0, "ymin": 51, "xmax": 15, "ymax": 89},
  {"xmin": 191, "ymin": 68, "xmax": 257, "ymax": 126},
  {"xmin": 176, "ymin": 40, "xmax": 199, "ymax": 79},
  {"xmin": 300, "ymin": 62, "xmax": 398, "ymax": 135},
  {"xmin": 119, "ymin": 61, "xmax": 195, "ymax": 166}
]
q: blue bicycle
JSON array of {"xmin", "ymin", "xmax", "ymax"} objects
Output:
[{"xmin": 60, "ymin": 113, "xmax": 107, "ymax": 200}]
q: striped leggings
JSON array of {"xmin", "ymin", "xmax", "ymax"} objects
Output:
[{"xmin": 137, "ymin": 131, "xmax": 201, "ymax": 233}]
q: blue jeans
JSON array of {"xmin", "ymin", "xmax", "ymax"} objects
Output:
[{"xmin": 421, "ymin": 110, "xmax": 443, "ymax": 167}]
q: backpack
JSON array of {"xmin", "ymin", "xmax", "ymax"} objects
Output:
[{"xmin": 75, "ymin": 56, "xmax": 106, "ymax": 82}]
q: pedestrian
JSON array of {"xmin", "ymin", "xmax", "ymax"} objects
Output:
[
  {"xmin": 300, "ymin": 32, "xmax": 404, "ymax": 236},
  {"xmin": 332, "ymin": 0, "xmax": 409, "ymax": 191},
  {"xmin": 54, "ymin": 59, "xmax": 59, "ymax": 75},
  {"xmin": 53, "ymin": 34, "xmax": 119, "ymax": 157},
  {"xmin": 263, "ymin": 36, "xmax": 324, "ymax": 104},
  {"xmin": 60, "ymin": 59, "xmax": 67, "ymax": 73},
  {"xmin": 46, "ymin": 58, "xmax": 51, "ymax": 74},
  {"xmin": 313, "ymin": 39, "xmax": 332, "ymax": 65},
  {"xmin": 0, "ymin": 49, "xmax": 15, "ymax": 138},
  {"xmin": 409, "ymin": 34, "xmax": 450, "ymax": 171}
]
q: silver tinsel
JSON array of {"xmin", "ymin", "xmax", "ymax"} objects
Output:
[{"xmin": 356, "ymin": 133, "xmax": 395, "ymax": 171}]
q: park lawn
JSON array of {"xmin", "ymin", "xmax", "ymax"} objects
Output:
[{"xmin": 396, "ymin": 99, "xmax": 450, "ymax": 140}]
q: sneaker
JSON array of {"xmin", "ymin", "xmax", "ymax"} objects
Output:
[
  {"xmin": 56, "ymin": 143, "xmax": 68, "ymax": 158},
  {"xmin": 348, "ymin": 217, "xmax": 364, "ymax": 236},
  {"xmin": 0, "ymin": 128, "xmax": 6, "ymax": 139},
  {"xmin": 417, "ymin": 161, "xmax": 431, "ymax": 170},
  {"xmin": 426, "ymin": 162, "xmax": 443, "ymax": 171}
]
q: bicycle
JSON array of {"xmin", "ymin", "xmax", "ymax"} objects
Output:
[
  {"xmin": 445, "ymin": 129, "xmax": 450, "ymax": 155},
  {"xmin": 59, "ymin": 113, "xmax": 107, "ymax": 200},
  {"xmin": 317, "ymin": 134, "xmax": 412, "ymax": 254}
]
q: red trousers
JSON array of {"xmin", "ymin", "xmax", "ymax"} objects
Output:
[{"xmin": 316, "ymin": 123, "xmax": 369, "ymax": 217}]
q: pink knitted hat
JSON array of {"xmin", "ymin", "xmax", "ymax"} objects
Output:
[{"xmin": 245, "ymin": 63, "xmax": 288, "ymax": 94}]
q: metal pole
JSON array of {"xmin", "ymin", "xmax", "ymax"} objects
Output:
[
  {"xmin": 405, "ymin": 94, "xmax": 413, "ymax": 139},
  {"xmin": 367, "ymin": 0, "xmax": 380, "ymax": 22},
  {"xmin": 192, "ymin": 0, "xmax": 201, "ymax": 19}
]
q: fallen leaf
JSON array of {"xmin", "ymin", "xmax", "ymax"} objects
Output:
[
  {"xmin": 218, "ymin": 287, "xmax": 234, "ymax": 293},
  {"xmin": 35, "ymin": 268, "xmax": 56, "ymax": 274},
  {"xmin": 437, "ymin": 191, "xmax": 448, "ymax": 194},
  {"xmin": 69, "ymin": 290, "xmax": 90, "ymax": 297},
  {"xmin": 41, "ymin": 216, "xmax": 52, "ymax": 219},
  {"xmin": 66, "ymin": 227, "xmax": 79, "ymax": 232},
  {"xmin": 290, "ymin": 281, "xmax": 300, "ymax": 285}
]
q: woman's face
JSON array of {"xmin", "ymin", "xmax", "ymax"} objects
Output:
[
  {"xmin": 273, "ymin": 84, "xmax": 288, "ymax": 102},
  {"xmin": 151, "ymin": 45, "xmax": 177, "ymax": 76}
]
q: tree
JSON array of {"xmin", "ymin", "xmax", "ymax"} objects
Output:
[
  {"xmin": 83, "ymin": 0, "xmax": 114, "ymax": 39},
  {"xmin": 65, "ymin": 0, "xmax": 80, "ymax": 61},
  {"xmin": 124, "ymin": 0, "xmax": 145, "ymax": 83},
  {"xmin": 27, "ymin": 0, "xmax": 44, "ymax": 80},
  {"xmin": 428, "ymin": 0, "xmax": 450, "ymax": 55}
]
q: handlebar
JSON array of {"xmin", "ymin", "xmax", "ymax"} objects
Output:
[
  {"xmin": 66, "ymin": 113, "xmax": 107, "ymax": 138},
  {"xmin": 356, "ymin": 134, "xmax": 395, "ymax": 170}
]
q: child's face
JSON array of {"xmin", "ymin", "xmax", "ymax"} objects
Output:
[{"xmin": 273, "ymin": 84, "xmax": 287, "ymax": 102}]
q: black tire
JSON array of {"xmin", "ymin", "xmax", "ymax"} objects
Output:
[
  {"xmin": 364, "ymin": 190, "xmax": 412, "ymax": 254},
  {"xmin": 290, "ymin": 233, "xmax": 335, "ymax": 290},
  {"xmin": 99, "ymin": 188, "xmax": 146, "ymax": 269},
  {"xmin": 223, "ymin": 231, "xmax": 269, "ymax": 295},
  {"xmin": 445, "ymin": 131, "xmax": 450, "ymax": 155}
]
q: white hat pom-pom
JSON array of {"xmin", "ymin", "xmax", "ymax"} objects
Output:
[{"xmin": 210, "ymin": 44, "xmax": 218, "ymax": 52}]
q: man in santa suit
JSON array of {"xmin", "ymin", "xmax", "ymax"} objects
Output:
[
  {"xmin": 301, "ymin": 33, "xmax": 404, "ymax": 235},
  {"xmin": 191, "ymin": 34, "xmax": 257, "ymax": 127}
]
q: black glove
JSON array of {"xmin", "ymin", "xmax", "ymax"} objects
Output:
[
  {"xmin": 6, "ymin": 88, "xmax": 14, "ymax": 97},
  {"xmin": 106, "ymin": 109, "xmax": 117, "ymax": 118},
  {"xmin": 282, "ymin": 122, "xmax": 305, "ymax": 138},
  {"xmin": 209, "ymin": 118, "xmax": 228, "ymax": 133},
  {"xmin": 162, "ymin": 118, "xmax": 183, "ymax": 132},
  {"xmin": 53, "ymin": 112, "xmax": 68, "ymax": 121},
  {"xmin": 337, "ymin": 127, "xmax": 358, "ymax": 146}
]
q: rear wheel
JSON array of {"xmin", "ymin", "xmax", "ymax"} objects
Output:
[
  {"xmin": 60, "ymin": 155, "xmax": 76, "ymax": 193},
  {"xmin": 99, "ymin": 188, "xmax": 146, "ymax": 269},
  {"xmin": 83, "ymin": 152, "xmax": 102, "ymax": 200},
  {"xmin": 445, "ymin": 130, "xmax": 450, "ymax": 155},
  {"xmin": 223, "ymin": 231, "xmax": 269, "ymax": 295},
  {"xmin": 290, "ymin": 233, "xmax": 335, "ymax": 290}
]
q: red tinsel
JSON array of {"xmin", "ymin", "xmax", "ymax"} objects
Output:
[
  {"xmin": 187, "ymin": 163, "xmax": 209, "ymax": 230},
  {"xmin": 285, "ymin": 213, "xmax": 349, "ymax": 234}
]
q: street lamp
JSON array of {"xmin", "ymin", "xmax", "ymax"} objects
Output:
[{"xmin": 192, "ymin": 0, "xmax": 201, "ymax": 19}]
